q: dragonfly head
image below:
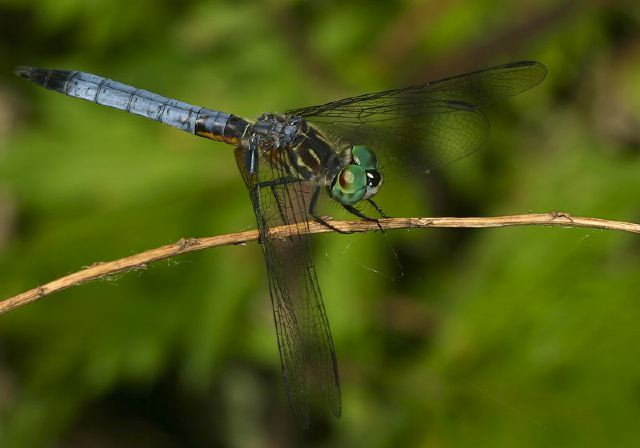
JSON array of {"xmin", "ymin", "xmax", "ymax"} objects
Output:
[{"xmin": 330, "ymin": 145, "xmax": 383, "ymax": 206}]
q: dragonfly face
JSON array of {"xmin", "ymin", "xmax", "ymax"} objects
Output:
[
  {"xmin": 330, "ymin": 145, "xmax": 383, "ymax": 206},
  {"xmin": 16, "ymin": 60, "xmax": 547, "ymax": 426}
]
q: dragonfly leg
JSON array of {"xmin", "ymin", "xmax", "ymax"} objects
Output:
[
  {"xmin": 367, "ymin": 199, "xmax": 389, "ymax": 218},
  {"xmin": 343, "ymin": 204, "xmax": 391, "ymax": 235},
  {"xmin": 309, "ymin": 186, "xmax": 353, "ymax": 235},
  {"xmin": 342, "ymin": 203, "xmax": 379, "ymax": 222},
  {"xmin": 255, "ymin": 176, "xmax": 300, "ymax": 189}
]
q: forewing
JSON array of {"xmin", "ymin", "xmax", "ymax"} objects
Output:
[
  {"xmin": 234, "ymin": 143, "xmax": 341, "ymax": 426},
  {"xmin": 288, "ymin": 61, "xmax": 546, "ymax": 118},
  {"xmin": 287, "ymin": 61, "xmax": 546, "ymax": 174}
]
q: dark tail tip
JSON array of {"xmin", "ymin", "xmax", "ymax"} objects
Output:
[
  {"xmin": 14, "ymin": 66, "xmax": 73, "ymax": 93},
  {"xmin": 14, "ymin": 66, "xmax": 47, "ymax": 84}
]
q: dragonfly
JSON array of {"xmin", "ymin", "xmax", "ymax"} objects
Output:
[{"xmin": 15, "ymin": 61, "xmax": 546, "ymax": 427}]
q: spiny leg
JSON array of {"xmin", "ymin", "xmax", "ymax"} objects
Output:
[
  {"xmin": 241, "ymin": 140, "xmax": 271, "ymax": 244},
  {"xmin": 243, "ymin": 139, "xmax": 301, "ymax": 244},
  {"xmin": 342, "ymin": 204, "xmax": 378, "ymax": 221},
  {"xmin": 256, "ymin": 176, "xmax": 300, "ymax": 189},
  {"xmin": 255, "ymin": 175, "xmax": 352, "ymax": 237},
  {"xmin": 367, "ymin": 199, "xmax": 390, "ymax": 218},
  {"xmin": 365, "ymin": 199, "xmax": 390, "ymax": 234},
  {"xmin": 342, "ymin": 203, "xmax": 391, "ymax": 235},
  {"xmin": 309, "ymin": 186, "xmax": 353, "ymax": 235}
]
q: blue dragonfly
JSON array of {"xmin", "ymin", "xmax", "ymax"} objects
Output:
[{"xmin": 15, "ymin": 61, "xmax": 546, "ymax": 426}]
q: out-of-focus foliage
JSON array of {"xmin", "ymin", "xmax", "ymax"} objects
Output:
[{"xmin": 1, "ymin": 0, "xmax": 640, "ymax": 446}]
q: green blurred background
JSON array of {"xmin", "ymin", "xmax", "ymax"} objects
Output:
[{"xmin": 1, "ymin": 0, "xmax": 640, "ymax": 446}]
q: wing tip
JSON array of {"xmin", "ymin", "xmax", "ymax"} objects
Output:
[{"xmin": 510, "ymin": 60, "xmax": 548, "ymax": 84}]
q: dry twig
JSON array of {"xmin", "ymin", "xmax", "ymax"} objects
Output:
[{"xmin": 1, "ymin": 212, "xmax": 639, "ymax": 316}]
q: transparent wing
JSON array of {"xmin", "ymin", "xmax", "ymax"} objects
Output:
[
  {"xmin": 286, "ymin": 61, "xmax": 546, "ymax": 173},
  {"xmin": 234, "ymin": 143, "xmax": 341, "ymax": 427}
]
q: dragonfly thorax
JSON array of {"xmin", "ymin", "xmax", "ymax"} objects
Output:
[
  {"xmin": 247, "ymin": 114, "xmax": 383, "ymax": 206},
  {"xmin": 248, "ymin": 113, "xmax": 342, "ymax": 184}
]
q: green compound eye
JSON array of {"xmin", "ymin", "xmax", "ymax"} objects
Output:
[
  {"xmin": 351, "ymin": 145, "xmax": 378, "ymax": 171},
  {"xmin": 331, "ymin": 164, "xmax": 367, "ymax": 205}
]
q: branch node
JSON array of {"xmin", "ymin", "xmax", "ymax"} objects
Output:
[
  {"xmin": 551, "ymin": 211, "xmax": 573, "ymax": 221},
  {"xmin": 420, "ymin": 218, "xmax": 435, "ymax": 227},
  {"xmin": 176, "ymin": 238, "xmax": 198, "ymax": 251}
]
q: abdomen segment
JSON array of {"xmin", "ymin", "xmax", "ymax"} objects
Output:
[{"xmin": 15, "ymin": 66, "xmax": 247, "ymax": 144}]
